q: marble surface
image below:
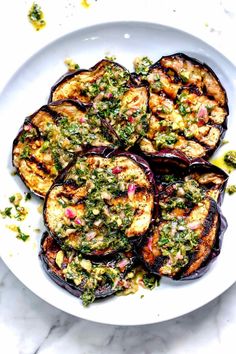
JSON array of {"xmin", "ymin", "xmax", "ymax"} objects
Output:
[{"xmin": 1, "ymin": 1, "xmax": 236, "ymax": 353}]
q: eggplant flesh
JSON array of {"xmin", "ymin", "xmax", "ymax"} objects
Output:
[
  {"xmin": 40, "ymin": 232, "xmax": 136, "ymax": 306},
  {"xmin": 44, "ymin": 149, "xmax": 155, "ymax": 256},
  {"xmin": 140, "ymin": 175, "xmax": 227, "ymax": 279},
  {"xmin": 12, "ymin": 100, "xmax": 118, "ymax": 198},
  {"xmin": 140, "ymin": 53, "xmax": 228, "ymax": 159}
]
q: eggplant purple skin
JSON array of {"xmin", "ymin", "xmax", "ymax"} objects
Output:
[
  {"xmin": 136, "ymin": 148, "xmax": 228, "ymax": 205},
  {"xmin": 48, "ymin": 59, "xmax": 130, "ymax": 103},
  {"xmin": 39, "ymin": 232, "xmax": 137, "ymax": 300},
  {"xmin": 43, "ymin": 147, "xmax": 159, "ymax": 252}
]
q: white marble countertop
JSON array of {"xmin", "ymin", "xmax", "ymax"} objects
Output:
[{"xmin": 1, "ymin": 1, "xmax": 236, "ymax": 353}]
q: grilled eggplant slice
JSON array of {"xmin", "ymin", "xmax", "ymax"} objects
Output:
[
  {"xmin": 50, "ymin": 59, "xmax": 149, "ymax": 147},
  {"xmin": 140, "ymin": 53, "xmax": 228, "ymax": 159},
  {"xmin": 40, "ymin": 232, "xmax": 136, "ymax": 306},
  {"xmin": 12, "ymin": 100, "xmax": 118, "ymax": 197},
  {"xmin": 147, "ymin": 149, "xmax": 228, "ymax": 205},
  {"xmin": 139, "ymin": 175, "xmax": 227, "ymax": 279},
  {"xmin": 49, "ymin": 59, "xmax": 130, "ymax": 104},
  {"xmin": 44, "ymin": 148, "xmax": 155, "ymax": 256}
]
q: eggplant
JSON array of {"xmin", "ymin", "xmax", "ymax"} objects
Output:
[
  {"xmin": 139, "ymin": 53, "xmax": 229, "ymax": 159},
  {"xmin": 50, "ymin": 59, "xmax": 149, "ymax": 148},
  {"xmin": 40, "ymin": 232, "xmax": 136, "ymax": 306},
  {"xmin": 138, "ymin": 153, "xmax": 228, "ymax": 279},
  {"xmin": 49, "ymin": 59, "xmax": 130, "ymax": 104},
  {"xmin": 44, "ymin": 148, "xmax": 156, "ymax": 256},
  {"xmin": 146, "ymin": 149, "xmax": 228, "ymax": 205},
  {"xmin": 12, "ymin": 100, "xmax": 118, "ymax": 198}
]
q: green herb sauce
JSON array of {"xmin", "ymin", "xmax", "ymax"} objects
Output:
[{"xmin": 28, "ymin": 3, "xmax": 46, "ymax": 31}]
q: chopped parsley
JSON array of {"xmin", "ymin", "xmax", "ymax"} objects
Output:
[
  {"xmin": 20, "ymin": 145, "xmax": 30, "ymax": 159},
  {"xmin": 142, "ymin": 273, "xmax": 159, "ymax": 290},
  {"xmin": 0, "ymin": 193, "xmax": 28, "ymax": 221},
  {"xmin": 0, "ymin": 207, "xmax": 12, "ymax": 218},
  {"xmin": 64, "ymin": 58, "xmax": 80, "ymax": 71},
  {"xmin": 16, "ymin": 227, "xmax": 30, "ymax": 242},
  {"xmin": 25, "ymin": 192, "xmax": 32, "ymax": 201},
  {"xmin": 28, "ymin": 2, "xmax": 46, "ymax": 31},
  {"xmin": 134, "ymin": 56, "xmax": 153, "ymax": 75},
  {"xmin": 155, "ymin": 131, "xmax": 178, "ymax": 149},
  {"xmin": 226, "ymin": 184, "xmax": 236, "ymax": 195},
  {"xmin": 104, "ymin": 55, "xmax": 117, "ymax": 62}
]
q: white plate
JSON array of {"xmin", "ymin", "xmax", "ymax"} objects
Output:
[{"xmin": 0, "ymin": 21, "xmax": 236, "ymax": 326}]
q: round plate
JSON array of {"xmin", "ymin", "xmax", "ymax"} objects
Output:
[{"xmin": 0, "ymin": 21, "xmax": 236, "ymax": 326}]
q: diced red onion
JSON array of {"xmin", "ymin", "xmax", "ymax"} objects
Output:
[
  {"xmin": 79, "ymin": 117, "xmax": 86, "ymax": 123},
  {"xmin": 128, "ymin": 184, "xmax": 136, "ymax": 199},
  {"xmin": 128, "ymin": 116, "xmax": 135, "ymax": 123},
  {"xmin": 197, "ymin": 105, "xmax": 208, "ymax": 118},
  {"xmin": 65, "ymin": 208, "xmax": 76, "ymax": 219},
  {"xmin": 24, "ymin": 124, "xmax": 32, "ymax": 131},
  {"xmin": 187, "ymin": 221, "xmax": 200, "ymax": 230},
  {"xmin": 74, "ymin": 217, "xmax": 82, "ymax": 225},
  {"xmin": 147, "ymin": 237, "xmax": 153, "ymax": 252},
  {"xmin": 112, "ymin": 166, "xmax": 122, "ymax": 174},
  {"xmin": 86, "ymin": 231, "xmax": 97, "ymax": 240},
  {"xmin": 117, "ymin": 258, "xmax": 129, "ymax": 270}
]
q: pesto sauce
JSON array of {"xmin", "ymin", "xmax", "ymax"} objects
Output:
[
  {"xmin": 157, "ymin": 179, "xmax": 204, "ymax": 273},
  {"xmin": 154, "ymin": 131, "xmax": 178, "ymax": 149},
  {"xmin": 64, "ymin": 58, "xmax": 80, "ymax": 71},
  {"xmin": 224, "ymin": 150, "xmax": 236, "ymax": 169},
  {"xmin": 28, "ymin": 3, "xmax": 46, "ymax": 31},
  {"xmin": 134, "ymin": 56, "xmax": 153, "ymax": 75},
  {"xmin": 58, "ymin": 159, "xmax": 135, "ymax": 253},
  {"xmin": 160, "ymin": 179, "xmax": 204, "ymax": 220},
  {"xmin": 0, "ymin": 193, "xmax": 28, "ymax": 221},
  {"xmin": 61, "ymin": 253, "xmax": 122, "ymax": 306},
  {"xmin": 158, "ymin": 219, "xmax": 199, "ymax": 273},
  {"xmin": 226, "ymin": 184, "xmax": 236, "ymax": 195}
]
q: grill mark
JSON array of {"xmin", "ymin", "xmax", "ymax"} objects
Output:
[
  {"xmin": 28, "ymin": 155, "xmax": 51, "ymax": 174},
  {"xmin": 202, "ymin": 199, "xmax": 217, "ymax": 237},
  {"xmin": 153, "ymin": 255, "xmax": 167, "ymax": 272},
  {"xmin": 64, "ymin": 179, "xmax": 79, "ymax": 189},
  {"xmin": 42, "ymin": 106, "xmax": 66, "ymax": 124},
  {"xmin": 56, "ymin": 191, "xmax": 86, "ymax": 205},
  {"xmin": 161, "ymin": 66, "xmax": 181, "ymax": 84},
  {"xmin": 176, "ymin": 84, "xmax": 202, "ymax": 98}
]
